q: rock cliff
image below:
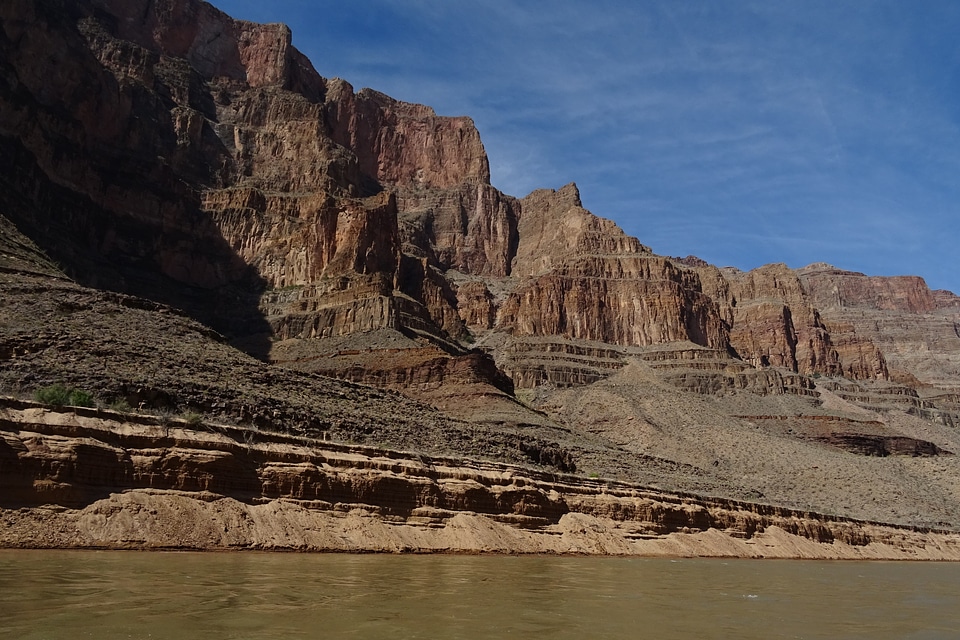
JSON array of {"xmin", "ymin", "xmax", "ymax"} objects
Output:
[
  {"xmin": 2, "ymin": 0, "xmax": 960, "ymax": 551},
  {"xmin": 796, "ymin": 264, "xmax": 960, "ymax": 391}
]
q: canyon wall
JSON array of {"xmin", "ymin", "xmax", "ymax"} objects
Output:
[
  {"xmin": 3, "ymin": 0, "xmax": 960, "ymax": 550},
  {"xmin": 4, "ymin": 0, "xmax": 958, "ymax": 403}
]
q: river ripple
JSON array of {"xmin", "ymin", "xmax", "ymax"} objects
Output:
[{"xmin": 1, "ymin": 551, "xmax": 957, "ymax": 639}]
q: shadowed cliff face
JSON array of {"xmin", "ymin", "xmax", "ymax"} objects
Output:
[
  {"xmin": 3, "ymin": 0, "xmax": 959, "ymax": 394},
  {"xmin": 0, "ymin": 0, "xmax": 273, "ymax": 348}
]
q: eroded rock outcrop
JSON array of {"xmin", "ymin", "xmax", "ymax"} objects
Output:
[
  {"xmin": 799, "ymin": 264, "xmax": 939, "ymax": 313},
  {"xmin": 3, "ymin": 404, "xmax": 959, "ymax": 558},
  {"xmin": 398, "ymin": 182, "xmax": 519, "ymax": 277},
  {"xmin": 797, "ymin": 264, "xmax": 960, "ymax": 391},
  {"xmin": 498, "ymin": 186, "xmax": 728, "ymax": 354},
  {"xmin": 325, "ymin": 82, "xmax": 490, "ymax": 191},
  {"xmin": 721, "ymin": 264, "xmax": 842, "ymax": 376}
]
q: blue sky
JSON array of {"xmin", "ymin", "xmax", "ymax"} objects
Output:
[{"xmin": 210, "ymin": 1, "xmax": 960, "ymax": 294}]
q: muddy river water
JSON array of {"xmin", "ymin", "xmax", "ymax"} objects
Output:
[{"xmin": 1, "ymin": 551, "xmax": 957, "ymax": 639}]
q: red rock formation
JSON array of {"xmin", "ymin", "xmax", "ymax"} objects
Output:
[
  {"xmin": 7, "ymin": 0, "xmax": 960, "ymax": 553},
  {"xmin": 90, "ymin": 0, "xmax": 325, "ymax": 97},
  {"xmin": 721, "ymin": 264, "xmax": 842, "ymax": 376},
  {"xmin": 798, "ymin": 263, "xmax": 938, "ymax": 313},
  {"xmin": 797, "ymin": 265, "xmax": 960, "ymax": 391},
  {"xmin": 497, "ymin": 186, "xmax": 727, "ymax": 350},
  {"xmin": 513, "ymin": 184, "xmax": 647, "ymax": 277},
  {"xmin": 820, "ymin": 319, "xmax": 889, "ymax": 380},
  {"xmin": 934, "ymin": 290, "xmax": 960, "ymax": 310},
  {"xmin": 456, "ymin": 281, "xmax": 497, "ymax": 330},
  {"xmin": 500, "ymin": 260, "xmax": 726, "ymax": 348},
  {"xmin": 325, "ymin": 81, "xmax": 490, "ymax": 190},
  {"xmin": 3, "ymin": 0, "xmax": 960, "ymax": 415},
  {"xmin": 398, "ymin": 183, "xmax": 519, "ymax": 277},
  {"xmin": 396, "ymin": 256, "xmax": 466, "ymax": 339}
]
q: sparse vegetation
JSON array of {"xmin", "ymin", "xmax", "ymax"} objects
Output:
[
  {"xmin": 514, "ymin": 389, "xmax": 536, "ymax": 407},
  {"xmin": 107, "ymin": 398, "xmax": 133, "ymax": 413},
  {"xmin": 155, "ymin": 408, "xmax": 175, "ymax": 427},
  {"xmin": 33, "ymin": 384, "xmax": 94, "ymax": 408},
  {"xmin": 181, "ymin": 411, "xmax": 205, "ymax": 427}
]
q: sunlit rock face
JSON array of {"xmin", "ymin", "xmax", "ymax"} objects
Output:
[{"xmin": 2, "ymin": 0, "xmax": 960, "ymax": 414}]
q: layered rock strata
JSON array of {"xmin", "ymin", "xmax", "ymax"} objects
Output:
[
  {"xmin": 3, "ymin": 0, "xmax": 960, "ymax": 551},
  {"xmin": 3, "ymin": 403, "xmax": 959, "ymax": 559},
  {"xmin": 5, "ymin": 0, "xmax": 959, "ymax": 407},
  {"xmin": 797, "ymin": 264, "xmax": 960, "ymax": 392}
]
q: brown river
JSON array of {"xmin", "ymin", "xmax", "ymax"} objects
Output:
[{"xmin": 1, "ymin": 551, "xmax": 958, "ymax": 639}]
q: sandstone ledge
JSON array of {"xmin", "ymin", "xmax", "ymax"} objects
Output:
[{"xmin": 2, "ymin": 402, "xmax": 959, "ymax": 560}]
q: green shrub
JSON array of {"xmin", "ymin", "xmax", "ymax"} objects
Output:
[
  {"xmin": 34, "ymin": 385, "xmax": 94, "ymax": 408},
  {"xmin": 34, "ymin": 384, "xmax": 71, "ymax": 406},
  {"xmin": 181, "ymin": 411, "xmax": 204, "ymax": 427},
  {"xmin": 68, "ymin": 389, "xmax": 94, "ymax": 407}
]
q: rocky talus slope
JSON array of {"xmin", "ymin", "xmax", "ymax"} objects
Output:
[{"xmin": 2, "ymin": 0, "xmax": 960, "ymax": 554}]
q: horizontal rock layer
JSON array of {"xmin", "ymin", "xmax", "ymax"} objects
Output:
[
  {"xmin": 3, "ymin": 0, "xmax": 960, "ymax": 552},
  {"xmin": 2, "ymin": 404, "xmax": 959, "ymax": 558}
]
